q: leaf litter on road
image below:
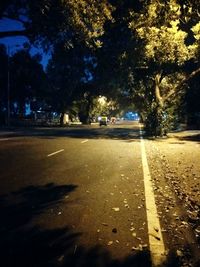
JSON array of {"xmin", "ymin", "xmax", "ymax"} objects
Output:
[
  {"xmin": 107, "ymin": 241, "xmax": 113, "ymax": 246},
  {"xmin": 112, "ymin": 228, "xmax": 117, "ymax": 233},
  {"xmin": 101, "ymin": 222, "xmax": 108, "ymax": 226},
  {"xmin": 112, "ymin": 207, "xmax": 120, "ymax": 211}
]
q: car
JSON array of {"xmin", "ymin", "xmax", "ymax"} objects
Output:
[{"xmin": 99, "ymin": 116, "xmax": 108, "ymax": 126}]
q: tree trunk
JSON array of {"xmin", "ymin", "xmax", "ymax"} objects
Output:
[
  {"xmin": 154, "ymin": 73, "xmax": 166, "ymax": 136},
  {"xmin": 59, "ymin": 112, "xmax": 69, "ymax": 126},
  {"xmin": 145, "ymin": 73, "xmax": 167, "ymax": 137},
  {"xmin": 60, "ymin": 112, "xmax": 64, "ymax": 126},
  {"xmin": 79, "ymin": 95, "xmax": 92, "ymax": 124}
]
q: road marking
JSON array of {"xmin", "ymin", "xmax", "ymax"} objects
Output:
[
  {"xmin": 139, "ymin": 127, "xmax": 166, "ymax": 266},
  {"xmin": 47, "ymin": 149, "xmax": 64, "ymax": 157},
  {"xmin": 0, "ymin": 138, "xmax": 10, "ymax": 141},
  {"xmin": 81, "ymin": 139, "xmax": 88, "ymax": 144}
]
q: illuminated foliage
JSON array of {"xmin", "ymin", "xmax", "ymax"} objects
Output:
[
  {"xmin": 129, "ymin": 0, "xmax": 199, "ymax": 65},
  {"xmin": 127, "ymin": 0, "xmax": 200, "ymax": 135}
]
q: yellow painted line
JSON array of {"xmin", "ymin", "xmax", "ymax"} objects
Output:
[
  {"xmin": 47, "ymin": 149, "xmax": 64, "ymax": 157},
  {"xmin": 81, "ymin": 139, "xmax": 88, "ymax": 144},
  {"xmin": 140, "ymin": 127, "xmax": 166, "ymax": 266}
]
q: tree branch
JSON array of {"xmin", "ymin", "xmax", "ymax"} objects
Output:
[
  {"xmin": 2, "ymin": 15, "xmax": 27, "ymax": 26},
  {"xmin": 164, "ymin": 67, "xmax": 200, "ymax": 101},
  {"xmin": 155, "ymin": 73, "xmax": 164, "ymax": 107},
  {"xmin": 0, "ymin": 29, "xmax": 28, "ymax": 38}
]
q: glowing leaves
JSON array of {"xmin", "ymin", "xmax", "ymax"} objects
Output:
[
  {"xmin": 63, "ymin": 0, "xmax": 114, "ymax": 48},
  {"xmin": 192, "ymin": 22, "xmax": 200, "ymax": 41},
  {"xmin": 129, "ymin": 0, "xmax": 199, "ymax": 66},
  {"xmin": 135, "ymin": 20, "xmax": 193, "ymax": 65}
]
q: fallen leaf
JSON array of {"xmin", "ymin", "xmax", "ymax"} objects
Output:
[
  {"xmin": 131, "ymin": 246, "xmax": 140, "ymax": 251},
  {"xmin": 195, "ymin": 226, "xmax": 200, "ymax": 234},
  {"xmin": 112, "ymin": 207, "xmax": 120, "ymax": 212},
  {"xmin": 112, "ymin": 228, "xmax": 117, "ymax": 233},
  {"xmin": 154, "ymin": 227, "xmax": 159, "ymax": 232},
  {"xmin": 58, "ymin": 255, "xmax": 64, "ymax": 262},
  {"xmin": 176, "ymin": 250, "xmax": 183, "ymax": 257},
  {"xmin": 138, "ymin": 244, "xmax": 143, "ymax": 251}
]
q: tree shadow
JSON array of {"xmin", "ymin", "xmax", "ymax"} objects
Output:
[
  {"xmin": 0, "ymin": 183, "xmax": 77, "ymax": 231},
  {"xmin": 0, "ymin": 126, "xmax": 141, "ymax": 141},
  {"xmin": 0, "ymin": 183, "xmax": 185, "ymax": 267},
  {"xmin": 0, "ymin": 183, "xmax": 78, "ymax": 267},
  {"xmin": 177, "ymin": 133, "xmax": 200, "ymax": 143}
]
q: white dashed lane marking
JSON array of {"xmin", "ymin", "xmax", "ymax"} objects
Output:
[
  {"xmin": 47, "ymin": 149, "xmax": 64, "ymax": 157},
  {"xmin": 81, "ymin": 139, "xmax": 88, "ymax": 144}
]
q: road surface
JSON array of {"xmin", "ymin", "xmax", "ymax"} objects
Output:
[{"xmin": 0, "ymin": 122, "xmax": 199, "ymax": 267}]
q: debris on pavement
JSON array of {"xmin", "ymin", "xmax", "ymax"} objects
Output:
[{"xmin": 112, "ymin": 207, "xmax": 120, "ymax": 212}]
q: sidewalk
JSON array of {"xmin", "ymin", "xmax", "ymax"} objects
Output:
[{"xmin": 147, "ymin": 129, "xmax": 200, "ymax": 241}]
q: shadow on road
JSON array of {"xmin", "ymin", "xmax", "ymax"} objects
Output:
[
  {"xmin": 177, "ymin": 133, "xmax": 200, "ymax": 143},
  {"xmin": 0, "ymin": 182, "xmax": 151, "ymax": 267},
  {"xmin": 0, "ymin": 183, "xmax": 182, "ymax": 267},
  {"xmin": 0, "ymin": 126, "xmax": 141, "ymax": 142}
]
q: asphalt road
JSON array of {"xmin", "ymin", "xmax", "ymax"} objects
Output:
[{"xmin": 0, "ymin": 122, "xmax": 199, "ymax": 267}]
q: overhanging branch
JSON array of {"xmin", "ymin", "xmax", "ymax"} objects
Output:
[
  {"xmin": 0, "ymin": 29, "xmax": 28, "ymax": 38},
  {"xmin": 164, "ymin": 67, "xmax": 200, "ymax": 101},
  {"xmin": 2, "ymin": 15, "xmax": 27, "ymax": 26}
]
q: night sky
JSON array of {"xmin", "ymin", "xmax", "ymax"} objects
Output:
[{"xmin": 0, "ymin": 18, "xmax": 51, "ymax": 69}]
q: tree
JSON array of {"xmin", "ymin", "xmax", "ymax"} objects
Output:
[
  {"xmin": 0, "ymin": 44, "xmax": 8, "ymax": 124},
  {"xmin": 128, "ymin": 0, "xmax": 200, "ymax": 136},
  {"xmin": 0, "ymin": 0, "xmax": 116, "ymax": 125},
  {"xmin": 0, "ymin": 0, "xmax": 114, "ymax": 49},
  {"xmin": 185, "ymin": 74, "xmax": 200, "ymax": 128},
  {"xmin": 46, "ymin": 41, "xmax": 97, "ymax": 124},
  {"xmin": 94, "ymin": 0, "xmax": 142, "ymax": 111},
  {"xmin": 10, "ymin": 49, "xmax": 47, "ymax": 116}
]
